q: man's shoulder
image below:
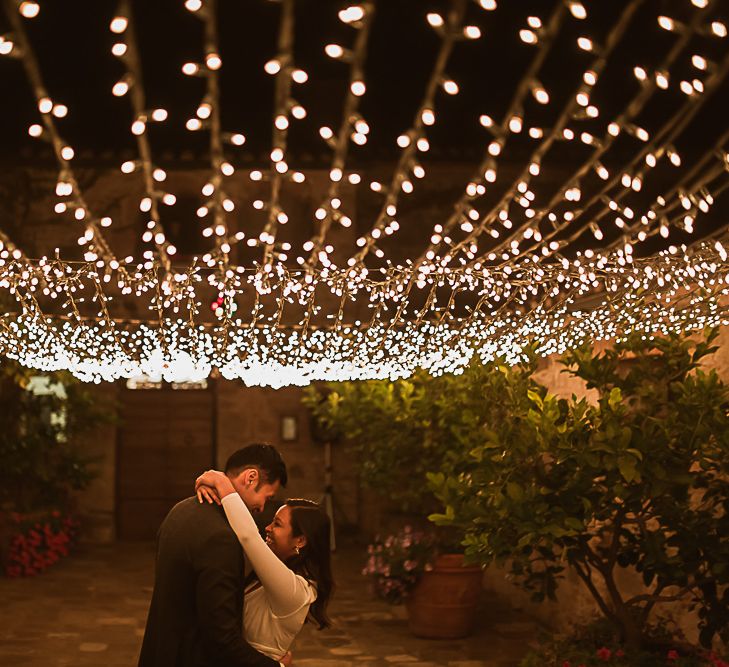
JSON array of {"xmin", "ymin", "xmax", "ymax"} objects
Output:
[{"xmin": 162, "ymin": 497, "xmax": 230, "ymax": 536}]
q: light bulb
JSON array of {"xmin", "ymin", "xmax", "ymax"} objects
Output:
[
  {"xmin": 112, "ymin": 80, "xmax": 129, "ymax": 97},
  {"xmin": 19, "ymin": 2, "xmax": 40, "ymax": 18},
  {"xmin": 110, "ymin": 17, "xmax": 128, "ymax": 34},
  {"xmin": 325, "ymin": 43, "xmax": 344, "ymax": 59},
  {"xmin": 291, "ymin": 69, "xmax": 308, "ymax": 84},
  {"xmin": 442, "ymin": 79, "xmax": 459, "ymax": 95},
  {"xmin": 264, "ymin": 59, "xmax": 281, "ymax": 75},
  {"xmin": 339, "ymin": 5, "xmax": 365, "ymax": 23},
  {"xmin": 206, "ymin": 53, "xmax": 222, "ymax": 70},
  {"xmin": 568, "ymin": 2, "xmax": 587, "ymax": 19}
]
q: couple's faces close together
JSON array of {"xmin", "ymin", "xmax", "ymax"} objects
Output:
[{"xmin": 230, "ymin": 468, "xmax": 305, "ymax": 561}]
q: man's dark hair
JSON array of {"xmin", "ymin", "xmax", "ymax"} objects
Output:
[{"xmin": 224, "ymin": 443, "xmax": 288, "ymax": 487}]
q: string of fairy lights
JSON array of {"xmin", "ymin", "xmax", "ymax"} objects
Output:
[{"xmin": 0, "ymin": 0, "xmax": 728, "ymax": 386}]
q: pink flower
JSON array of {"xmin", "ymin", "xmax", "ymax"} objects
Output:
[{"xmin": 596, "ymin": 647, "xmax": 611, "ymax": 661}]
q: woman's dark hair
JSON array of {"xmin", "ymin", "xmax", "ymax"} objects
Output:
[{"xmin": 286, "ymin": 499, "xmax": 334, "ymax": 629}]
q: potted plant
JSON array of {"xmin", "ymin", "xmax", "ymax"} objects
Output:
[{"xmin": 362, "ymin": 526, "xmax": 483, "ymax": 638}]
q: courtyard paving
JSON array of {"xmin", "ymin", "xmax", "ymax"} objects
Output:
[{"xmin": 0, "ymin": 540, "xmax": 543, "ymax": 666}]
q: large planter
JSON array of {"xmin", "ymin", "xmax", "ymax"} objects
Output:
[{"xmin": 406, "ymin": 553, "xmax": 483, "ymax": 638}]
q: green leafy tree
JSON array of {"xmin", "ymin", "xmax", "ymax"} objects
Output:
[
  {"xmin": 429, "ymin": 330, "xmax": 729, "ymax": 649},
  {"xmin": 303, "ymin": 354, "xmax": 542, "ymax": 516},
  {"xmin": 0, "ymin": 359, "xmax": 113, "ymax": 512}
]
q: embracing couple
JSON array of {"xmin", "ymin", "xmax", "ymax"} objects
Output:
[{"xmin": 138, "ymin": 443, "xmax": 333, "ymax": 667}]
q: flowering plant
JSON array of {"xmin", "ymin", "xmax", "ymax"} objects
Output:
[
  {"xmin": 519, "ymin": 618, "xmax": 729, "ymax": 667},
  {"xmin": 2, "ymin": 510, "xmax": 80, "ymax": 577},
  {"xmin": 362, "ymin": 526, "xmax": 436, "ymax": 604}
]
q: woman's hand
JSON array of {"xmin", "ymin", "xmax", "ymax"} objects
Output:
[
  {"xmin": 195, "ymin": 469, "xmax": 235, "ymax": 504},
  {"xmin": 197, "ymin": 484, "xmax": 221, "ymax": 505}
]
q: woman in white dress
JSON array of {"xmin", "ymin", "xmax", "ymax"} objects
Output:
[{"xmin": 195, "ymin": 470, "xmax": 333, "ymax": 663}]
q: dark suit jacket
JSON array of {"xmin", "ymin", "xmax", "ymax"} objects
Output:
[{"xmin": 138, "ymin": 497, "xmax": 279, "ymax": 667}]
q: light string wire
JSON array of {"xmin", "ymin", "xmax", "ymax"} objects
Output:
[
  {"xmin": 113, "ymin": 0, "xmax": 175, "ymax": 274},
  {"xmin": 520, "ymin": 19, "xmax": 729, "ymax": 266},
  {"xmin": 429, "ymin": 0, "xmax": 645, "ymax": 269},
  {"xmin": 259, "ymin": 0, "xmax": 296, "ymax": 273},
  {"xmin": 378, "ymin": 0, "xmax": 569, "ymax": 332},
  {"xmin": 2, "ymin": 0, "xmax": 121, "ymax": 270},
  {"xmin": 304, "ymin": 1, "xmax": 375, "ymax": 271},
  {"xmin": 481, "ymin": 0, "xmax": 717, "ymax": 268},
  {"xmin": 347, "ymin": 0, "xmax": 469, "ymax": 269}
]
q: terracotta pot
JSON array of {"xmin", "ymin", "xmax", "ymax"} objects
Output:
[{"xmin": 405, "ymin": 553, "xmax": 483, "ymax": 639}]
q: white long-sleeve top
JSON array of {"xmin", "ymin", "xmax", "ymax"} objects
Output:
[{"xmin": 221, "ymin": 493, "xmax": 317, "ymax": 660}]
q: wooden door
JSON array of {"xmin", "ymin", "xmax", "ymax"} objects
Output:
[{"xmin": 117, "ymin": 386, "xmax": 214, "ymax": 540}]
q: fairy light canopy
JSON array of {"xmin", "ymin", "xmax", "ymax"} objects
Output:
[{"xmin": 0, "ymin": 0, "xmax": 728, "ymax": 387}]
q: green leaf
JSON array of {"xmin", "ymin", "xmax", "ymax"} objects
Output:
[
  {"xmin": 527, "ymin": 389, "xmax": 543, "ymax": 409},
  {"xmin": 506, "ymin": 482, "xmax": 524, "ymax": 501},
  {"xmin": 618, "ymin": 456, "xmax": 638, "ymax": 482},
  {"xmin": 608, "ymin": 387, "xmax": 622, "ymax": 409}
]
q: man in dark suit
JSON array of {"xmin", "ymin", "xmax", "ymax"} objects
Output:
[{"xmin": 138, "ymin": 443, "xmax": 289, "ymax": 667}]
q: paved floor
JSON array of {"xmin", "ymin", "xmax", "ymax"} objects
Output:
[{"xmin": 0, "ymin": 541, "xmax": 542, "ymax": 667}]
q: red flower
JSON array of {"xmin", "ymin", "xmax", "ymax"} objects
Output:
[
  {"xmin": 667, "ymin": 649, "xmax": 679, "ymax": 661},
  {"xmin": 596, "ymin": 647, "xmax": 612, "ymax": 661},
  {"xmin": 562, "ymin": 661, "xmax": 570, "ymax": 667},
  {"xmin": 615, "ymin": 649, "xmax": 625, "ymax": 658}
]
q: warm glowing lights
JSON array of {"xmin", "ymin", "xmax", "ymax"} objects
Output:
[
  {"xmin": 110, "ymin": 16, "xmax": 128, "ymax": 34},
  {"xmin": 442, "ymin": 79, "xmax": 459, "ymax": 95},
  {"xmin": 112, "ymin": 79, "xmax": 129, "ymax": 96},
  {"xmin": 291, "ymin": 68, "xmax": 308, "ymax": 84},
  {"xmin": 264, "ymin": 58, "xmax": 281, "ymax": 75},
  {"xmin": 1, "ymin": 0, "xmax": 727, "ymax": 387},
  {"xmin": 206, "ymin": 53, "xmax": 222, "ymax": 70},
  {"xmin": 568, "ymin": 2, "xmax": 587, "ymax": 20},
  {"xmin": 19, "ymin": 2, "xmax": 40, "ymax": 19},
  {"xmin": 577, "ymin": 36, "xmax": 593, "ymax": 51},
  {"xmin": 325, "ymin": 43, "xmax": 344, "ymax": 59},
  {"xmin": 657, "ymin": 16, "xmax": 675, "ymax": 32}
]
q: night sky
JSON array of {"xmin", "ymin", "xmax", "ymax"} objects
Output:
[{"xmin": 1, "ymin": 0, "xmax": 726, "ymax": 164}]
